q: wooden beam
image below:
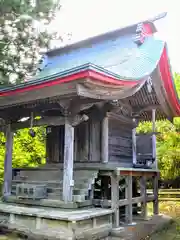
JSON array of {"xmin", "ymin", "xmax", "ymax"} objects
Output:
[
  {"xmin": 9, "ymin": 114, "xmax": 89, "ymax": 130},
  {"xmin": 107, "ymin": 112, "xmax": 135, "ymax": 126},
  {"xmin": 111, "ymin": 174, "xmax": 120, "ymax": 228},
  {"xmin": 153, "ymin": 175, "xmax": 159, "ymax": 215},
  {"xmin": 3, "ymin": 124, "xmax": 14, "ymax": 197},
  {"xmin": 125, "ymin": 175, "xmax": 133, "ymax": 224},
  {"xmin": 119, "ymin": 170, "xmax": 158, "ymax": 177},
  {"xmin": 62, "ymin": 122, "xmax": 74, "ymax": 203},
  {"xmin": 140, "ymin": 176, "xmax": 147, "ymax": 220},
  {"xmin": 132, "ymin": 126, "xmax": 137, "ymax": 165},
  {"xmin": 152, "ymin": 109, "xmax": 157, "ymax": 169},
  {"xmin": 101, "ymin": 116, "xmax": 109, "ymax": 163}
]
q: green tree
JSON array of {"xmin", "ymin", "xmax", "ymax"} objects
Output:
[
  {"xmin": 0, "ymin": 127, "xmax": 46, "ymax": 184},
  {"xmin": 0, "ymin": 0, "xmax": 61, "ymax": 85}
]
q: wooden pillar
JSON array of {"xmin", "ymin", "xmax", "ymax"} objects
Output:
[
  {"xmin": 153, "ymin": 174, "xmax": 159, "ymax": 215},
  {"xmin": 132, "ymin": 127, "xmax": 137, "ymax": 165},
  {"xmin": 125, "ymin": 175, "xmax": 133, "ymax": 224},
  {"xmin": 152, "ymin": 109, "xmax": 157, "ymax": 169},
  {"xmin": 101, "ymin": 116, "xmax": 109, "ymax": 163},
  {"xmin": 63, "ymin": 122, "xmax": 74, "ymax": 203},
  {"xmin": 140, "ymin": 176, "xmax": 147, "ymax": 219},
  {"xmin": 111, "ymin": 174, "xmax": 119, "ymax": 228},
  {"xmin": 3, "ymin": 124, "xmax": 14, "ymax": 197},
  {"xmin": 101, "ymin": 176, "xmax": 110, "ymax": 199}
]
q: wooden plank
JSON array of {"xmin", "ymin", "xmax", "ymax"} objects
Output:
[
  {"xmin": 11, "ymin": 114, "xmax": 88, "ymax": 130},
  {"xmin": 101, "ymin": 116, "xmax": 109, "ymax": 163},
  {"xmin": 89, "ymin": 119, "xmax": 100, "ymax": 162},
  {"xmin": 140, "ymin": 176, "xmax": 147, "ymax": 219},
  {"xmin": 63, "ymin": 122, "xmax": 74, "ymax": 203},
  {"xmin": 75, "ymin": 122, "xmax": 89, "ymax": 162},
  {"xmin": 107, "ymin": 112, "xmax": 134, "ymax": 126},
  {"xmin": 111, "ymin": 174, "xmax": 119, "ymax": 228},
  {"xmin": 101, "ymin": 176, "xmax": 110, "ymax": 199},
  {"xmin": 108, "ymin": 119, "xmax": 133, "ymax": 162},
  {"xmin": 132, "ymin": 127, "xmax": 137, "ymax": 165},
  {"xmin": 125, "ymin": 175, "xmax": 132, "ymax": 224},
  {"xmin": 120, "ymin": 171, "xmax": 157, "ymax": 177},
  {"xmin": 152, "ymin": 109, "xmax": 157, "ymax": 169},
  {"xmin": 3, "ymin": 124, "xmax": 14, "ymax": 197},
  {"xmin": 153, "ymin": 175, "xmax": 159, "ymax": 214}
]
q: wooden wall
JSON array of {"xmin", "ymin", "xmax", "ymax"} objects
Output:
[
  {"xmin": 46, "ymin": 118, "xmax": 133, "ymax": 165},
  {"xmin": 46, "ymin": 119, "xmax": 101, "ymax": 163},
  {"xmin": 108, "ymin": 119, "xmax": 133, "ymax": 164},
  {"xmin": 46, "ymin": 126, "xmax": 64, "ymax": 163}
]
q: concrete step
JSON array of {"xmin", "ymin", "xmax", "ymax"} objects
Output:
[
  {"xmin": 12, "ymin": 169, "xmax": 99, "ymax": 203},
  {"xmin": 47, "ymin": 192, "xmax": 87, "ymax": 202},
  {"xmin": 12, "ymin": 185, "xmax": 89, "ymax": 196},
  {"xmin": 11, "ymin": 185, "xmax": 89, "ymax": 202},
  {"xmin": 14, "ymin": 169, "xmax": 98, "ymax": 182},
  {"xmin": 13, "ymin": 171, "xmax": 97, "ymax": 188},
  {"xmin": 12, "ymin": 179, "xmax": 93, "ymax": 189}
]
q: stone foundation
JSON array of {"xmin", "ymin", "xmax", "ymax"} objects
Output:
[{"xmin": 0, "ymin": 202, "xmax": 113, "ymax": 239}]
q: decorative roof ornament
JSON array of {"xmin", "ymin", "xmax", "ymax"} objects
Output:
[
  {"xmin": 147, "ymin": 76, "xmax": 153, "ymax": 93},
  {"xmin": 133, "ymin": 23, "xmax": 147, "ymax": 46},
  {"xmin": 37, "ymin": 54, "xmax": 48, "ymax": 73}
]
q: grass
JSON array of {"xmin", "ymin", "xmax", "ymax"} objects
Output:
[{"xmin": 147, "ymin": 201, "xmax": 180, "ymax": 240}]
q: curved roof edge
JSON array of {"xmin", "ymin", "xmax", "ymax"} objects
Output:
[{"xmin": 158, "ymin": 45, "xmax": 180, "ymax": 117}]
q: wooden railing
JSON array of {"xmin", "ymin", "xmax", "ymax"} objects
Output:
[{"xmin": 147, "ymin": 189, "xmax": 180, "ymax": 201}]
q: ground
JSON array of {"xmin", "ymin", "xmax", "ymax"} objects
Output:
[{"xmin": 148, "ymin": 201, "xmax": 180, "ymax": 240}]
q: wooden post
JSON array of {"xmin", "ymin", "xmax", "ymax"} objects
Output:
[
  {"xmin": 101, "ymin": 116, "xmax": 109, "ymax": 163},
  {"xmin": 132, "ymin": 127, "xmax": 137, "ymax": 165},
  {"xmin": 125, "ymin": 175, "xmax": 133, "ymax": 224},
  {"xmin": 63, "ymin": 122, "xmax": 74, "ymax": 203},
  {"xmin": 3, "ymin": 124, "xmax": 14, "ymax": 197},
  {"xmin": 111, "ymin": 174, "xmax": 119, "ymax": 228},
  {"xmin": 153, "ymin": 174, "xmax": 159, "ymax": 214},
  {"xmin": 152, "ymin": 109, "xmax": 157, "ymax": 169},
  {"xmin": 101, "ymin": 176, "xmax": 110, "ymax": 199},
  {"xmin": 140, "ymin": 176, "xmax": 147, "ymax": 219}
]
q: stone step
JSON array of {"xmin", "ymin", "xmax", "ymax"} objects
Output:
[
  {"xmin": 14, "ymin": 170, "xmax": 98, "ymax": 182},
  {"xmin": 11, "ymin": 188, "xmax": 88, "ymax": 203},
  {"xmin": 12, "ymin": 179, "xmax": 93, "ymax": 189},
  {"xmin": 12, "ymin": 185, "xmax": 89, "ymax": 196},
  {"xmin": 47, "ymin": 192, "xmax": 87, "ymax": 202}
]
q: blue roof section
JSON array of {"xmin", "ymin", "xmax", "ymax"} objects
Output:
[{"xmin": 35, "ymin": 34, "xmax": 165, "ymax": 82}]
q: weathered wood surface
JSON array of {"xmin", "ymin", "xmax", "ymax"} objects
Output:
[
  {"xmin": 152, "ymin": 109, "xmax": 157, "ymax": 168},
  {"xmin": 10, "ymin": 114, "xmax": 88, "ymax": 130},
  {"xmin": 132, "ymin": 127, "xmax": 137, "ymax": 165},
  {"xmin": 111, "ymin": 174, "xmax": 120, "ymax": 228},
  {"xmin": 153, "ymin": 175, "xmax": 159, "ymax": 214},
  {"xmin": 46, "ymin": 126, "xmax": 64, "ymax": 163},
  {"xmin": 125, "ymin": 175, "xmax": 133, "ymax": 223},
  {"xmin": 3, "ymin": 124, "xmax": 14, "ymax": 197},
  {"xmin": 101, "ymin": 116, "xmax": 109, "ymax": 163},
  {"xmin": 140, "ymin": 176, "xmax": 147, "ymax": 219},
  {"xmin": 108, "ymin": 119, "xmax": 133, "ymax": 163},
  {"xmin": 74, "ymin": 122, "xmax": 89, "ymax": 162},
  {"xmin": 63, "ymin": 122, "xmax": 74, "ymax": 202},
  {"xmin": 89, "ymin": 119, "xmax": 101, "ymax": 162}
]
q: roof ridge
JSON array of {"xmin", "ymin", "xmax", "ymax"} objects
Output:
[{"xmin": 45, "ymin": 12, "xmax": 167, "ymax": 56}]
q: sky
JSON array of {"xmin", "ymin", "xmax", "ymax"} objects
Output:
[{"xmin": 50, "ymin": 0, "xmax": 180, "ymax": 72}]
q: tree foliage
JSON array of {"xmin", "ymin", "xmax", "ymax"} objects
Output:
[
  {"xmin": 0, "ymin": 0, "xmax": 61, "ymax": 85},
  {"xmin": 0, "ymin": 127, "xmax": 46, "ymax": 183}
]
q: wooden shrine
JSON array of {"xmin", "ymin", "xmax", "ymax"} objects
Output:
[{"xmin": 0, "ymin": 13, "xmax": 179, "ymax": 240}]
